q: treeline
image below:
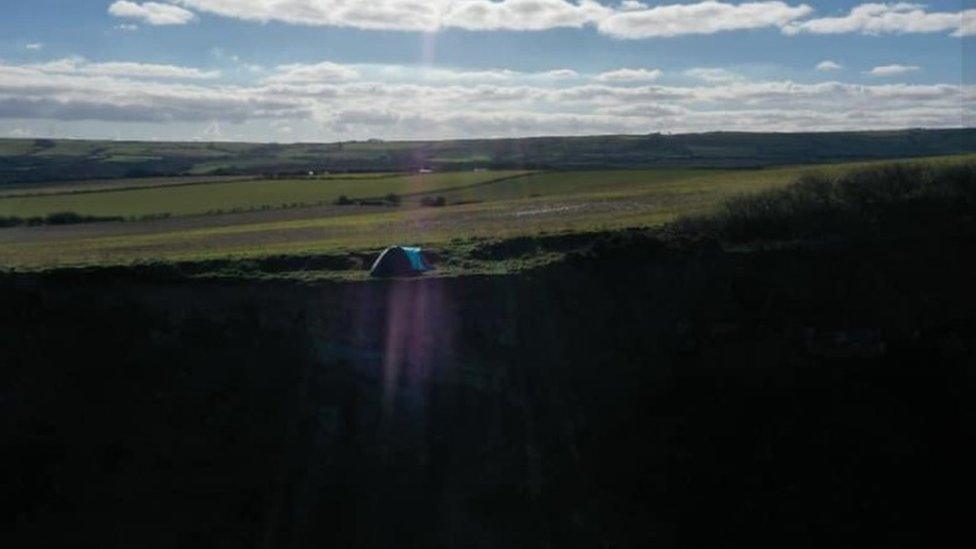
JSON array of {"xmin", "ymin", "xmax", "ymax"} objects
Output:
[
  {"xmin": 1, "ymin": 211, "xmax": 130, "ymax": 228},
  {"xmin": 333, "ymin": 193, "xmax": 448, "ymax": 207},
  {"xmin": 334, "ymin": 193, "xmax": 402, "ymax": 207}
]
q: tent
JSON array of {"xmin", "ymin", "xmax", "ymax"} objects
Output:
[{"xmin": 370, "ymin": 246, "xmax": 433, "ymax": 277}]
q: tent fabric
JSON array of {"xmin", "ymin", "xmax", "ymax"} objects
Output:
[
  {"xmin": 401, "ymin": 247, "xmax": 432, "ymax": 271},
  {"xmin": 370, "ymin": 246, "xmax": 432, "ymax": 277}
]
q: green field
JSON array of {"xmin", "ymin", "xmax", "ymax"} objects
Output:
[
  {"xmin": 0, "ymin": 175, "xmax": 261, "ymax": 199},
  {"xmin": 3, "ymin": 129, "xmax": 974, "ymax": 185},
  {"xmin": 0, "ymin": 171, "xmax": 528, "ymax": 218},
  {"xmin": 1, "ymin": 154, "xmax": 972, "ymax": 271}
]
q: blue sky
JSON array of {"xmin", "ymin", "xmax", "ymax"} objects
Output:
[{"xmin": 0, "ymin": 1, "xmax": 972, "ymax": 142}]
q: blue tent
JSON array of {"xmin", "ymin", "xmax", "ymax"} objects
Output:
[{"xmin": 370, "ymin": 246, "xmax": 433, "ymax": 277}]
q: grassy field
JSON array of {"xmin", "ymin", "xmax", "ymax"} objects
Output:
[
  {"xmin": 0, "ymin": 171, "xmax": 528, "ymax": 218},
  {"xmin": 3, "ymin": 129, "xmax": 974, "ymax": 184},
  {"xmin": 1, "ymin": 154, "xmax": 972, "ymax": 271},
  {"xmin": 0, "ymin": 175, "xmax": 257, "ymax": 198}
]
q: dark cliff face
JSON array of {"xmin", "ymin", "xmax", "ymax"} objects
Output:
[{"xmin": 1, "ymin": 239, "xmax": 973, "ymax": 548}]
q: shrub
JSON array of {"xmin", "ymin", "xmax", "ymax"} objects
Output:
[
  {"xmin": 45, "ymin": 211, "xmax": 86, "ymax": 225},
  {"xmin": 45, "ymin": 212, "xmax": 125, "ymax": 225},
  {"xmin": 137, "ymin": 213, "xmax": 172, "ymax": 222},
  {"xmin": 334, "ymin": 195, "xmax": 353, "ymax": 206},
  {"xmin": 0, "ymin": 211, "xmax": 126, "ymax": 228},
  {"xmin": 699, "ymin": 161, "xmax": 976, "ymax": 243},
  {"xmin": 421, "ymin": 196, "xmax": 447, "ymax": 207},
  {"xmin": 384, "ymin": 193, "xmax": 402, "ymax": 205}
]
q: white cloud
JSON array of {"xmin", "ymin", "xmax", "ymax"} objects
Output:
[
  {"xmin": 593, "ymin": 68, "xmax": 662, "ymax": 83},
  {"xmin": 166, "ymin": 0, "xmax": 811, "ymax": 38},
  {"xmin": 441, "ymin": 0, "xmax": 611, "ymax": 31},
  {"xmin": 103, "ymin": 1, "xmax": 976, "ymax": 39},
  {"xmin": 263, "ymin": 61, "xmax": 361, "ymax": 84},
  {"xmin": 960, "ymin": 10, "xmax": 976, "ymax": 37},
  {"xmin": 171, "ymin": 0, "xmax": 441, "ymax": 31},
  {"xmin": 540, "ymin": 69, "xmax": 580, "ymax": 80},
  {"xmin": 169, "ymin": 0, "xmax": 613, "ymax": 32},
  {"xmin": 867, "ymin": 64, "xmax": 920, "ymax": 77},
  {"xmin": 115, "ymin": 24, "xmax": 140, "ymax": 32},
  {"xmin": 596, "ymin": 103, "xmax": 687, "ymax": 117},
  {"xmin": 0, "ymin": 62, "xmax": 306, "ymax": 123},
  {"xmin": 598, "ymin": 1, "xmax": 813, "ymax": 38},
  {"xmin": 816, "ymin": 60, "xmax": 843, "ymax": 72},
  {"xmin": 26, "ymin": 43, "xmax": 44, "ymax": 51},
  {"xmin": 108, "ymin": 1, "xmax": 196, "ymax": 26},
  {"xmin": 30, "ymin": 57, "xmax": 220, "ymax": 80},
  {"xmin": 0, "ymin": 58, "xmax": 968, "ymax": 140},
  {"xmin": 395, "ymin": 67, "xmax": 522, "ymax": 82},
  {"xmin": 783, "ymin": 3, "xmax": 974, "ymax": 37},
  {"xmin": 368, "ymin": 65, "xmax": 579, "ymax": 84},
  {"xmin": 685, "ymin": 68, "xmax": 742, "ymax": 83},
  {"xmin": 619, "ymin": 1, "xmax": 649, "ymax": 10}
]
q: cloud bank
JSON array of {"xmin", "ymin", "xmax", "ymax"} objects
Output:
[
  {"xmin": 106, "ymin": 1, "xmax": 974, "ymax": 38},
  {"xmin": 28, "ymin": 57, "xmax": 220, "ymax": 80},
  {"xmin": 1, "ymin": 58, "xmax": 968, "ymax": 140},
  {"xmin": 784, "ymin": 3, "xmax": 975, "ymax": 37},
  {"xmin": 597, "ymin": 1, "xmax": 813, "ymax": 38}
]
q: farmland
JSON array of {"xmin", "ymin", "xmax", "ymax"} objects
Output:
[
  {"xmin": 0, "ymin": 171, "xmax": 529, "ymax": 218},
  {"xmin": 2, "ymin": 128, "xmax": 974, "ymax": 184},
  {"xmin": 2, "ymin": 153, "xmax": 973, "ymax": 272},
  {"xmin": 0, "ymin": 175, "xmax": 256, "ymax": 198},
  {"xmin": 6, "ymin": 5, "xmax": 975, "ymax": 546}
]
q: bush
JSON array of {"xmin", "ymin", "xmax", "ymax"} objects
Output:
[
  {"xmin": 45, "ymin": 212, "xmax": 86, "ymax": 225},
  {"xmin": 0, "ymin": 211, "xmax": 126, "ymax": 228},
  {"xmin": 334, "ymin": 195, "xmax": 353, "ymax": 206},
  {"xmin": 47, "ymin": 212, "xmax": 125, "ymax": 225},
  {"xmin": 384, "ymin": 193, "xmax": 401, "ymax": 206},
  {"xmin": 421, "ymin": 196, "xmax": 447, "ymax": 207},
  {"xmin": 697, "ymin": 161, "xmax": 976, "ymax": 243}
]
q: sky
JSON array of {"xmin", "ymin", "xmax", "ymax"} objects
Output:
[{"xmin": 0, "ymin": 0, "xmax": 973, "ymax": 142}]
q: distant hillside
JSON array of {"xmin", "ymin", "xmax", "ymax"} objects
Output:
[{"xmin": 1, "ymin": 128, "xmax": 974, "ymax": 184}]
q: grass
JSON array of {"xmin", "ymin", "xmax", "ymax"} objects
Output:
[
  {"xmin": 0, "ymin": 175, "xmax": 257, "ymax": 198},
  {"xmin": 1, "ymin": 154, "xmax": 973, "ymax": 272},
  {"xmin": 3, "ymin": 129, "xmax": 975, "ymax": 185},
  {"xmin": 0, "ymin": 171, "xmax": 529, "ymax": 218}
]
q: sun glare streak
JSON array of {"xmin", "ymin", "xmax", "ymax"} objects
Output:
[
  {"xmin": 381, "ymin": 280, "xmax": 454, "ymax": 420},
  {"xmin": 420, "ymin": 31, "xmax": 438, "ymax": 67}
]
